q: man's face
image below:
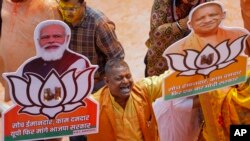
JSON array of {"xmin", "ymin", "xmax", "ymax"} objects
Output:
[
  {"xmin": 38, "ymin": 24, "xmax": 67, "ymax": 61},
  {"xmin": 105, "ymin": 66, "xmax": 134, "ymax": 100},
  {"xmin": 58, "ymin": 0, "xmax": 85, "ymax": 24},
  {"xmin": 189, "ymin": 4, "xmax": 225, "ymax": 36}
]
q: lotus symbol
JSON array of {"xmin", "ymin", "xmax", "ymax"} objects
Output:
[
  {"xmin": 5, "ymin": 67, "xmax": 97, "ymax": 119},
  {"xmin": 164, "ymin": 35, "xmax": 247, "ymax": 77}
]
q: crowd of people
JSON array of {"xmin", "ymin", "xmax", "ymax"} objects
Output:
[{"xmin": 0, "ymin": 0, "xmax": 250, "ymax": 141}]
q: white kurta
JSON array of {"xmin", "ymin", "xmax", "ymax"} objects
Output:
[{"xmin": 153, "ymin": 97, "xmax": 201, "ymax": 141}]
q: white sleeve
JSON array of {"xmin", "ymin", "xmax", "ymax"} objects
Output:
[
  {"xmin": 153, "ymin": 97, "xmax": 200, "ymax": 141},
  {"xmin": 172, "ymin": 97, "xmax": 193, "ymax": 112}
]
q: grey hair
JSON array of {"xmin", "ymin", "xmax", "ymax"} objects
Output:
[
  {"xmin": 33, "ymin": 20, "xmax": 71, "ymax": 56},
  {"xmin": 105, "ymin": 58, "xmax": 129, "ymax": 75}
]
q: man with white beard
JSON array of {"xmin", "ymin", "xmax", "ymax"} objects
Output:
[
  {"xmin": 6, "ymin": 20, "xmax": 90, "ymax": 141},
  {"xmin": 21, "ymin": 20, "xmax": 89, "ymax": 78}
]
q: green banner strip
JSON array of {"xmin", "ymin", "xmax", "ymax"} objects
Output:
[{"xmin": 164, "ymin": 76, "xmax": 246, "ymax": 100}]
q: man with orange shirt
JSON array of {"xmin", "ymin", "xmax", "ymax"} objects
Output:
[{"xmin": 88, "ymin": 58, "xmax": 163, "ymax": 141}]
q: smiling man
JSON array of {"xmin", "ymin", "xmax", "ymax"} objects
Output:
[
  {"xmin": 21, "ymin": 20, "xmax": 89, "ymax": 78},
  {"xmin": 87, "ymin": 58, "xmax": 169, "ymax": 141},
  {"xmin": 165, "ymin": 1, "xmax": 248, "ymax": 55}
]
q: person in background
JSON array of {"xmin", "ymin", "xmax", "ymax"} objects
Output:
[
  {"xmin": 57, "ymin": 0, "xmax": 125, "ymax": 92},
  {"xmin": 144, "ymin": 0, "xmax": 212, "ymax": 77}
]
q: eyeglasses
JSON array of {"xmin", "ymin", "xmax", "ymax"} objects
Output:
[{"xmin": 59, "ymin": 6, "xmax": 81, "ymax": 13}]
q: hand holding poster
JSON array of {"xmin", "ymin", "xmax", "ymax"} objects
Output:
[{"xmin": 2, "ymin": 20, "xmax": 99, "ymax": 141}]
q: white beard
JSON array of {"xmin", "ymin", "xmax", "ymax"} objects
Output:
[{"xmin": 39, "ymin": 43, "xmax": 67, "ymax": 61}]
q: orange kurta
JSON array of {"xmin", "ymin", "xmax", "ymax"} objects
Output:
[{"xmin": 88, "ymin": 74, "xmax": 167, "ymax": 141}]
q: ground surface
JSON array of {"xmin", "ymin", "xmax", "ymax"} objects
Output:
[{"xmin": 0, "ymin": 0, "xmax": 244, "ymax": 140}]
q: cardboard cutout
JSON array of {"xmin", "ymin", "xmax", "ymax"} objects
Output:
[
  {"xmin": 162, "ymin": 1, "xmax": 249, "ymax": 100},
  {"xmin": 2, "ymin": 20, "xmax": 99, "ymax": 141}
]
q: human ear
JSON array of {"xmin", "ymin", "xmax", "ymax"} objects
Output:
[{"xmin": 104, "ymin": 76, "xmax": 109, "ymax": 85}]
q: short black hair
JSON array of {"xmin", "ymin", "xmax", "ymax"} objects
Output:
[{"xmin": 105, "ymin": 58, "xmax": 129, "ymax": 76}]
